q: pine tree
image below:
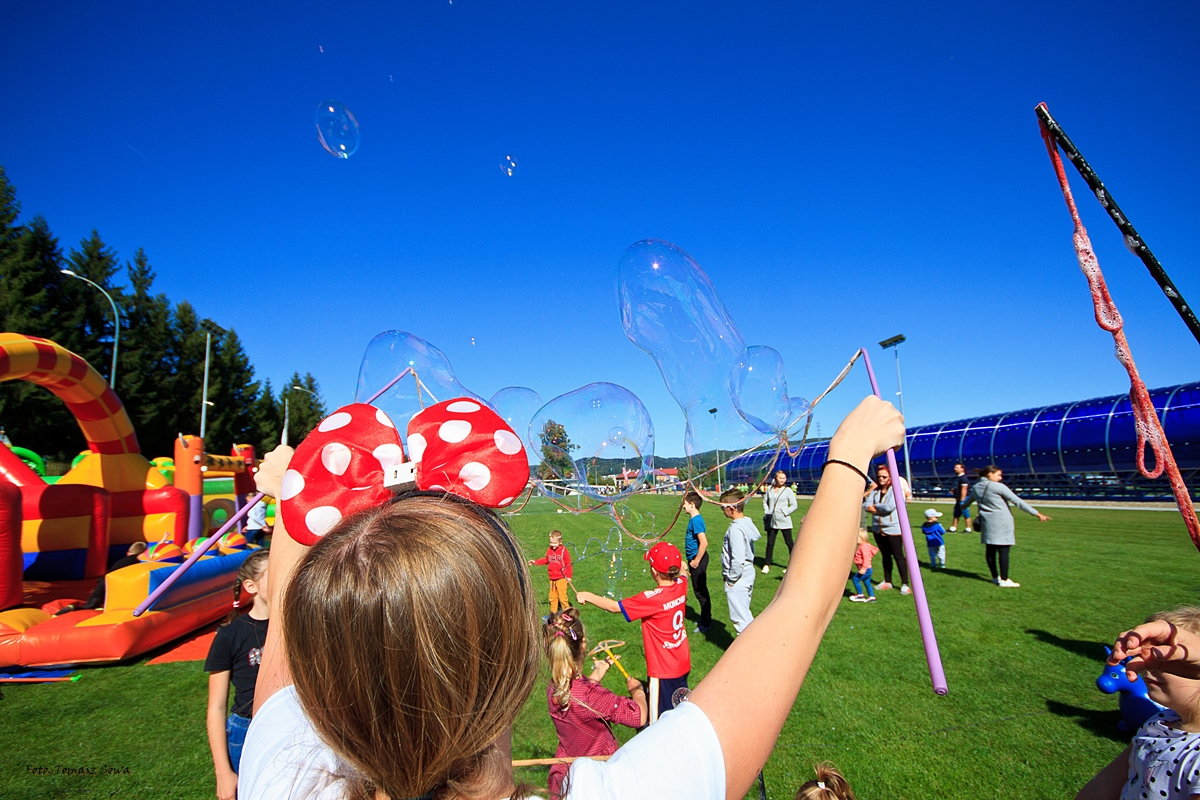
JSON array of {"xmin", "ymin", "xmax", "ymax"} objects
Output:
[
  {"xmin": 283, "ymin": 372, "xmax": 326, "ymax": 446},
  {"xmin": 117, "ymin": 249, "xmax": 175, "ymax": 456},
  {"xmin": 168, "ymin": 301, "xmax": 208, "ymax": 442},
  {"xmin": 0, "ymin": 218, "xmax": 88, "ymax": 458},
  {"xmin": 202, "ymin": 328, "xmax": 260, "ymax": 455},
  {"xmin": 0, "ymin": 166, "xmax": 22, "ymax": 265},
  {"xmin": 251, "ymin": 378, "xmax": 283, "ymax": 456}
]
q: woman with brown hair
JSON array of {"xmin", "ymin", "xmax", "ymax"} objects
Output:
[
  {"xmin": 960, "ymin": 465, "xmax": 1050, "ymax": 588},
  {"xmin": 239, "ymin": 395, "xmax": 904, "ymax": 800}
]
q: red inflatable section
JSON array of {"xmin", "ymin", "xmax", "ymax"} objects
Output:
[{"xmin": 0, "ymin": 483, "xmax": 22, "ymax": 611}]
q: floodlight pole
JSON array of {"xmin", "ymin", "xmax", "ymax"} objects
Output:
[
  {"xmin": 708, "ymin": 407, "xmax": 720, "ymax": 492},
  {"xmin": 879, "ymin": 334, "xmax": 912, "ymax": 488}
]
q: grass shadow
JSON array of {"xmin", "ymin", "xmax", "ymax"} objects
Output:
[
  {"xmin": 690, "ymin": 618, "xmax": 735, "ymax": 651},
  {"xmin": 931, "ymin": 566, "xmax": 993, "ymax": 583},
  {"xmin": 1025, "ymin": 629, "xmax": 1109, "ymax": 662},
  {"xmin": 1045, "ymin": 699, "xmax": 1129, "ymax": 743}
]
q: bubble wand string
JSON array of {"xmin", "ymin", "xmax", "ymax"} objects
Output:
[
  {"xmin": 133, "ymin": 494, "xmax": 264, "ymax": 616},
  {"xmin": 859, "ymin": 346, "xmax": 948, "ymax": 696}
]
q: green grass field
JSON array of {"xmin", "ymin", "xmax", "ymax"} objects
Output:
[{"xmin": 2, "ymin": 495, "xmax": 1195, "ymax": 799}]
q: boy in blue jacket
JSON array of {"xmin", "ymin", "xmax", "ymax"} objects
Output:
[{"xmin": 922, "ymin": 509, "xmax": 947, "ymax": 569}]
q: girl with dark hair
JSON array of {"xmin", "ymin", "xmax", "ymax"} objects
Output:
[
  {"xmin": 239, "ymin": 394, "xmax": 904, "ymax": 800},
  {"xmin": 205, "ymin": 549, "xmax": 270, "ymax": 800},
  {"xmin": 543, "ymin": 608, "xmax": 647, "ymax": 799}
]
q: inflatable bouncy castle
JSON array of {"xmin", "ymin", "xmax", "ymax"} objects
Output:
[{"xmin": 0, "ymin": 334, "xmax": 255, "ymax": 667}]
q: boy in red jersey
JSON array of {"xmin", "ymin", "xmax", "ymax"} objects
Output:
[
  {"xmin": 576, "ymin": 542, "xmax": 690, "ymax": 723},
  {"xmin": 528, "ymin": 529, "xmax": 573, "ymax": 613}
]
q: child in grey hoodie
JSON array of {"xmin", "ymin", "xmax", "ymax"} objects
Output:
[{"xmin": 720, "ymin": 488, "xmax": 762, "ymax": 635}]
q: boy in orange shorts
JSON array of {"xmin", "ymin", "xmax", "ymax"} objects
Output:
[{"xmin": 529, "ymin": 529, "xmax": 573, "ymax": 612}]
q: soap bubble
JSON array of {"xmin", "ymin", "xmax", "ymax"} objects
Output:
[
  {"xmin": 488, "ymin": 387, "xmax": 543, "ymax": 463},
  {"xmin": 728, "ymin": 345, "xmax": 809, "ymax": 435},
  {"xmin": 500, "ymin": 155, "xmax": 518, "ymax": 176},
  {"xmin": 617, "ymin": 239, "xmax": 807, "ymax": 492},
  {"xmin": 528, "ymin": 382, "xmax": 654, "ymax": 502},
  {"xmin": 355, "ymin": 331, "xmax": 483, "ymax": 455},
  {"xmin": 315, "ymin": 101, "xmax": 361, "ymax": 159}
]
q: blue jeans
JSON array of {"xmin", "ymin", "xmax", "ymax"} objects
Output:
[
  {"xmin": 227, "ymin": 713, "xmax": 251, "ymax": 773},
  {"xmin": 851, "ymin": 567, "xmax": 874, "ymax": 598},
  {"xmin": 927, "ymin": 544, "xmax": 945, "ymax": 568}
]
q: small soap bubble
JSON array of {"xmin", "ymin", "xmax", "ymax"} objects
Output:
[
  {"xmin": 500, "ymin": 155, "xmax": 518, "ymax": 176},
  {"xmin": 319, "ymin": 45, "xmax": 324, "ymax": 53},
  {"xmin": 470, "ymin": 337, "xmax": 476, "ymax": 346},
  {"xmin": 608, "ymin": 426, "xmax": 627, "ymax": 444},
  {"xmin": 315, "ymin": 101, "xmax": 361, "ymax": 159},
  {"xmin": 590, "ymin": 398, "xmax": 603, "ymax": 410}
]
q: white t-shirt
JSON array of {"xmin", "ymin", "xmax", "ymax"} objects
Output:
[
  {"xmin": 1122, "ymin": 709, "xmax": 1200, "ymax": 800},
  {"xmin": 240, "ymin": 686, "xmax": 724, "ymax": 800},
  {"xmin": 566, "ymin": 701, "xmax": 725, "ymax": 799}
]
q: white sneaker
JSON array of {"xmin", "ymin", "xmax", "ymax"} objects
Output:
[
  {"xmin": 877, "ymin": 582, "xmax": 893, "ymax": 591},
  {"xmin": 998, "ymin": 578, "xmax": 1021, "ymax": 588},
  {"xmin": 762, "ymin": 565, "xmax": 770, "ymax": 574},
  {"xmin": 849, "ymin": 594, "xmax": 864, "ymax": 602},
  {"xmin": 949, "ymin": 525, "xmax": 957, "ymax": 532},
  {"xmin": 900, "ymin": 585, "xmax": 912, "ymax": 595}
]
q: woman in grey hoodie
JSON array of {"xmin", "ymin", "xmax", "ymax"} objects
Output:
[
  {"xmin": 762, "ymin": 471, "xmax": 798, "ymax": 574},
  {"xmin": 863, "ymin": 465, "xmax": 910, "ymax": 594},
  {"xmin": 960, "ymin": 465, "xmax": 1051, "ymax": 588}
]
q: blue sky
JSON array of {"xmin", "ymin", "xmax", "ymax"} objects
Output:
[{"xmin": 2, "ymin": 1, "xmax": 1197, "ymax": 455}]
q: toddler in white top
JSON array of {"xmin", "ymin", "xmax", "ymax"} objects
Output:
[{"xmin": 1078, "ymin": 607, "xmax": 1200, "ymax": 800}]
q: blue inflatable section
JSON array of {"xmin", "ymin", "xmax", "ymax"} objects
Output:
[
  {"xmin": 726, "ymin": 381, "xmax": 1200, "ymax": 500},
  {"xmin": 147, "ymin": 549, "xmax": 254, "ymax": 611}
]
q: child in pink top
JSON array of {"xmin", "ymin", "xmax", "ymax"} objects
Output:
[
  {"xmin": 543, "ymin": 608, "xmax": 648, "ymax": 799},
  {"xmin": 849, "ymin": 528, "xmax": 879, "ymax": 603}
]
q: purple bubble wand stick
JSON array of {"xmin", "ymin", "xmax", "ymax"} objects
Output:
[
  {"xmin": 859, "ymin": 346, "xmax": 948, "ymax": 695},
  {"xmin": 133, "ymin": 495, "xmax": 264, "ymax": 616}
]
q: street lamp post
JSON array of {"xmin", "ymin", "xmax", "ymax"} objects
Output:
[
  {"xmin": 198, "ymin": 321, "xmax": 228, "ymax": 439},
  {"xmin": 878, "ymin": 334, "xmax": 912, "ymax": 488},
  {"xmin": 708, "ymin": 407, "xmax": 720, "ymax": 492},
  {"xmin": 282, "ymin": 384, "xmax": 318, "ymax": 447},
  {"xmin": 61, "ymin": 269, "xmax": 120, "ymax": 390}
]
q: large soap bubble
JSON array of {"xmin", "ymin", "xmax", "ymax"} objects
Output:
[
  {"xmin": 528, "ymin": 382, "xmax": 654, "ymax": 502},
  {"xmin": 728, "ymin": 345, "xmax": 810, "ymax": 435},
  {"xmin": 489, "ymin": 387, "xmax": 543, "ymax": 464},
  {"xmin": 355, "ymin": 331, "xmax": 482, "ymax": 455},
  {"xmin": 617, "ymin": 239, "xmax": 808, "ymax": 491},
  {"xmin": 315, "ymin": 100, "xmax": 361, "ymax": 159}
]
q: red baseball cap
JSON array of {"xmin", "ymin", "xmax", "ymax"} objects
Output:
[{"xmin": 645, "ymin": 542, "xmax": 682, "ymax": 573}]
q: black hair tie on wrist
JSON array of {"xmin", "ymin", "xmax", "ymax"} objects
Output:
[{"xmin": 821, "ymin": 459, "xmax": 870, "ymax": 487}]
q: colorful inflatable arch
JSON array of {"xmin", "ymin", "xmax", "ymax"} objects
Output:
[{"xmin": 0, "ymin": 334, "xmax": 253, "ymax": 667}]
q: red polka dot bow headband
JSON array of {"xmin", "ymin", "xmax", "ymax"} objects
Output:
[{"xmin": 280, "ymin": 399, "xmax": 530, "ymax": 546}]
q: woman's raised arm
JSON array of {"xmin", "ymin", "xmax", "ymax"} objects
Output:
[
  {"xmin": 690, "ymin": 396, "xmax": 905, "ymax": 799},
  {"xmin": 251, "ymin": 446, "xmax": 303, "ymax": 715}
]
